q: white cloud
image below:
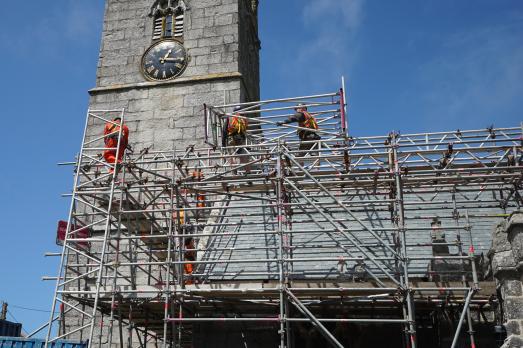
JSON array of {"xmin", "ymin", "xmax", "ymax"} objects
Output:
[
  {"xmin": 281, "ymin": 0, "xmax": 365, "ymax": 92},
  {"xmin": 303, "ymin": 0, "xmax": 364, "ymax": 31}
]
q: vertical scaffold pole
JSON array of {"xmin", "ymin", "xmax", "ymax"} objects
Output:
[
  {"xmin": 391, "ymin": 132, "xmax": 417, "ymax": 348},
  {"xmin": 451, "ymin": 290, "xmax": 475, "ymax": 348},
  {"xmin": 45, "ymin": 107, "xmax": 95, "ymax": 348},
  {"xmin": 107, "ymin": 163, "xmax": 127, "ymax": 347},
  {"xmin": 162, "ymin": 144, "xmax": 177, "ymax": 348},
  {"xmin": 277, "ymin": 141, "xmax": 287, "ymax": 348},
  {"xmin": 87, "ymin": 108, "xmax": 126, "ymax": 347},
  {"xmin": 341, "ymin": 76, "xmax": 349, "ymax": 137},
  {"xmin": 452, "ymin": 193, "xmax": 477, "ymax": 348}
]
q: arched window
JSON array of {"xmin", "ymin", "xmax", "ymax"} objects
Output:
[{"xmin": 150, "ymin": 0, "xmax": 187, "ymax": 41}]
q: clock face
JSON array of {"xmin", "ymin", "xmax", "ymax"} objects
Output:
[{"xmin": 141, "ymin": 39, "xmax": 188, "ymax": 81}]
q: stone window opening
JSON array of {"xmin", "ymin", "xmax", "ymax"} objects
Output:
[{"xmin": 150, "ymin": 0, "xmax": 187, "ymax": 41}]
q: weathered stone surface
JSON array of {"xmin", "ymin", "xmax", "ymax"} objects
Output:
[
  {"xmin": 490, "ymin": 211, "xmax": 523, "ymax": 348},
  {"xmin": 492, "ymin": 250, "xmax": 518, "ymax": 275},
  {"xmin": 505, "ymin": 298, "xmax": 523, "ymax": 320},
  {"xmin": 507, "ymin": 212, "xmax": 523, "ymax": 261},
  {"xmin": 505, "ymin": 320, "xmax": 522, "ymax": 336},
  {"xmin": 490, "ymin": 213, "xmax": 523, "ymax": 277},
  {"xmin": 92, "ymin": 0, "xmax": 256, "ymax": 88},
  {"xmin": 503, "ymin": 280, "xmax": 523, "ymax": 297},
  {"xmin": 84, "ymin": 0, "xmax": 260, "ymax": 153},
  {"xmin": 492, "ymin": 220, "xmax": 512, "ymax": 253},
  {"xmin": 501, "ymin": 335, "xmax": 523, "ymax": 348}
]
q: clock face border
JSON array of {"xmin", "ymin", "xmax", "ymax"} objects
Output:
[{"xmin": 140, "ymin": 38, "xmax": 189, "ymax": 82}]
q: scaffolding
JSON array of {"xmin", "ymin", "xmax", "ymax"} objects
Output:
[{"xmin": 40, "ymin": 87, "xmax": 523, "ymax": 348}]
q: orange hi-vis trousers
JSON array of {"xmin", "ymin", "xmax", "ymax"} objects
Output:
[
  {"xmin": 103, "ymin": 149, "xmax": 125, "ymax": 172},
  {"xmin": 103, "ymin": 121, "xmax": 129, "ymax": 173},
  {"xmin": 184, "ymin": 238, "xmax": 196, "ymax": 284}
]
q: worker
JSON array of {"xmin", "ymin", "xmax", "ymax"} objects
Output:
[
  {"xmin": 192, "ymin": 169, "xmax": 206, "ymax": 208},
  {"xmin": 222, "ymin": 106, "xmax": 248, "ymax": 146},
  {"xmin": 184, "ymin": 237, "xmax": 196, "ymax": 284},
  {"xmin": 222, "ymin": 106, "xmax": 250, "ymax": 173},
  {"xmin": 277, "ymin": 103, "xmax": 321, "ymax": 165},
  {"xmin": 103, "ymin": 116, "xmax": 129, "ymax": 173},
  {"xmin": 173, "ymin": 207, "xmax": 196, "ymax": 285}
]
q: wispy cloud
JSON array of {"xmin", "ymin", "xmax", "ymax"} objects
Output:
[
  {"xmin": 302, "ymin": 0, "xmax": 364, "ymax": 86},
  {"xmin": 411, "ymin": 18, "xmax": 523, "ymax": 129},
  {"xmin": 278, "ymin": 0, "xmax": 365, "ymax": 93},
  {"xmin": 303, "ymin": 0, "xmax": 364, "ymax": 31}
]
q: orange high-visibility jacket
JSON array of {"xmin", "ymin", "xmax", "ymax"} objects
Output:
[
  {"xmin": 192, "ymin": 170, "xmax": 206, "ymax": 208},
  {"xmin": 227, "ymin": 114, "xmax": 248, "ymax": 135},
  {"xmin": 298, "ymin": 111, "xmax": 318, "ymax": 131},
  {"xmin": 196, "ymin": 194, "xmax": 206, "ymax": 208},
  {"xmin": 184, "ymin": 238, "xmax": 196, "ymax": 275},
  {"xmin": 174, "ymin": 209, "xmax": 185, "ymax": 225},
  {"xmin": 104, "ymin": 122, "xmax": 129, "ymax": 150}
]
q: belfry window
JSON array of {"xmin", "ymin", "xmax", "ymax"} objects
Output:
[
  {"xmin": 164, "ymin": 14, "xmax": 173, "ymax": 37},
  {"xmin": 150, "ymin": 0, "xmax": 186, "ymax": 41}
]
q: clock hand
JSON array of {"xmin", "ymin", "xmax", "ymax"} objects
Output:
[
  {"xmin": 160, "ymin": 49, "xmax": 173, "ymax": 64},
  {"xmin": 163, "ymin": 57, "xmax": 185, "ymax": 62}
]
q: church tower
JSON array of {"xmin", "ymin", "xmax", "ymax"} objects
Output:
[
  {"xmin": 57, "ymin": 1, "xmax": 261, "ymax": 346},
  {"xmin": 87, "ymin": 0, "xmax": 260, "ymax": 150}
]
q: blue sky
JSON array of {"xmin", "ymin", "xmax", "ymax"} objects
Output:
[{"xmin": 0, "ymin": 0, "xmax": 521, "ymax": 335}]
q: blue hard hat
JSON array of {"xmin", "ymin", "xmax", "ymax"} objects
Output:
[{"xmin": 233, "ymin": 106, "xmax": 242, "ymax": 112}]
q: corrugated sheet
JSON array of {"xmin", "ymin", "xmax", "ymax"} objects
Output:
[
  {"xmin": 0, "ymin": 321, "xmax": 21, "ymax": 338},
  {"xmin": 0, "ymin": 338, "xmax": 87, "ymax": 348}
]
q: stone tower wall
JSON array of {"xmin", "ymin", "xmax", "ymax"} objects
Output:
[
  {"xmin": 85, "ymin": 0, "xmax": 260, "ymax": 151},
  {"xmin": 62, "ymin": 0, "xmax": 260, "ymax": 345}
]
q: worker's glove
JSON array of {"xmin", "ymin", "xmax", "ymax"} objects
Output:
[{"xmin": 276, "ymin": 121, "xmax": 284, "ymax": 126}]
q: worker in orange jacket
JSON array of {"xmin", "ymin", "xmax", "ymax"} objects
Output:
[
  {"xmin": 277, "ymin": 103, "xmax": 320, "ymax": 143},
  {"xmin": 277, "ymin": 104, "xmax": 321, "ymax": 165},
  {"xmin": 222, "ymin": 106, "xmax": 248, "ymax": 148},
  {"xmin": 222, "ymin": 106, "xmax": 250, "ymax": 174},
  {"xmin": 184, "ymin": 237, "xmax": 196, "ymax": 283},
  {"xmin": 173, "ymin": 207, "xmax": 196, "ymax": 285},
  {"xmin": 192, "ymin": 169, "xmax": 206, "ymax": 213},
  {"xmin": 103, "ymin": 116, "xmax": 129, "ymax": 173}
]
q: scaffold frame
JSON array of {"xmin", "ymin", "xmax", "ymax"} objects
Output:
[{"xmin": 40, "ymin": 88, "xmax": 523, "ymax": 348}]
